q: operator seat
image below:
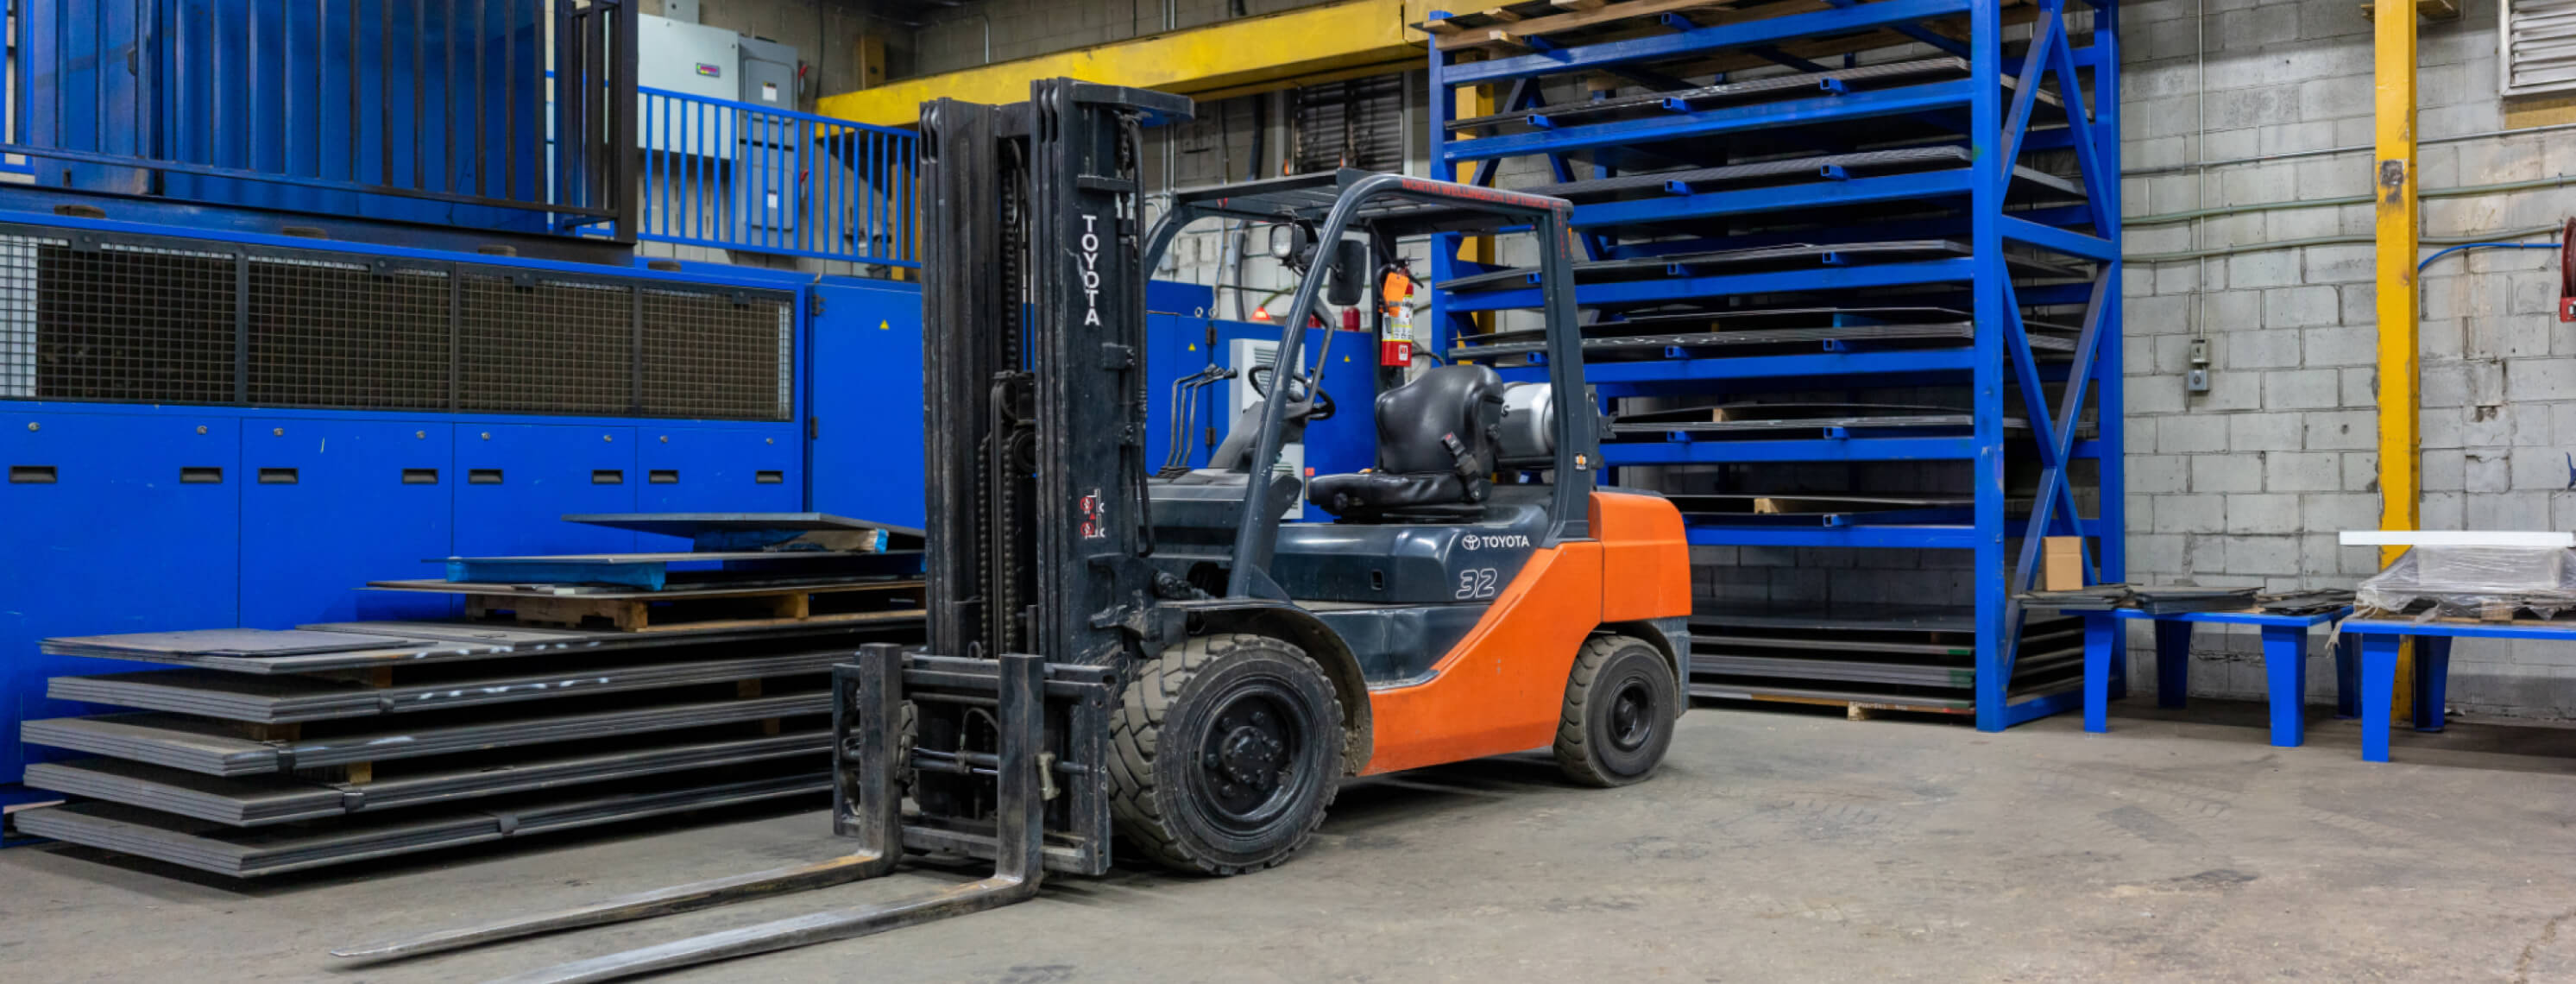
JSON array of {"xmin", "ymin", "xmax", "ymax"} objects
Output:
[{"xmin": 1307, "ymin": 364, "xmax": 1507, "ymax": 520}]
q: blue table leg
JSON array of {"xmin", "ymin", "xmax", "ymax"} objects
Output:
[
  {"xmin": 2154, "ymin": 619, "xmax": 2192, "ymax": 708},
  {"xmin": 2334, "ymin": 632, "xmax": 2359, "ymax": 720},
  {"xmin": 2412, "ymin": 636, "xmax": 2452, "ymax": 732},
  {"xmin": 2083, "ymin": 613, "xmax": 2113, "ymax": 733},
  {"xmin": 2359, "ymin": 633, "xmax": 2400, "ymax": 762},
  {"xmin": 2109, "ymin": 634, "xmax": 2131, "ymax": 700},
  {"xmin": 2258, "ymin": 625, "xmax": 2308, "ymax": 747}
]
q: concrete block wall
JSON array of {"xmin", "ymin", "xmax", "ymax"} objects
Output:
[{"xmin": 2119, "ymin": 0, "xmax": 2576, "ymax": 717}]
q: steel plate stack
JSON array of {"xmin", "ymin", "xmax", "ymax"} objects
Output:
[
  {"xmin": 12, "ymin": 513, "xmax": 927, "ymax": 878},
  {"xmin": 1686, "ymin": 603, "xmax": 2082, "ymax": 714}
]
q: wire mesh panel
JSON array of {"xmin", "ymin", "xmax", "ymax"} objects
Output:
[
  {"xmin": 0, "ymin": 232, "xmax": 47, "ymax": 398},
  {"xmin": 36, "ymin": 242, "xmax": 236, "ymax": 403},
  {"xmin": 0, "ymin": 223, "xmax": 796, "ymax": 420},
  {"xmin": 459, "ymin": 275, "xmax": 636, "ymax": 415},
  {"xmin": 247, "ymin": 258, "xmax": 452, "ymax": 410},
  {"xmin": 639, "ymin": 288, "xmax": 791, "ymax": 420}
]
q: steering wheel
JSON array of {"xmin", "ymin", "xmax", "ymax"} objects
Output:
[{"xmin": 1246, "ymin": 363, "xmax": 1337, "ymax": 422}]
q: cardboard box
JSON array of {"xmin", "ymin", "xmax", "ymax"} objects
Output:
[{"xmin": 2043, "ymin": 536, "xmax": 2085, "ymax": 590}]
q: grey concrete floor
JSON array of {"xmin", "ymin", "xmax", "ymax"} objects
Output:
[{"xmin": 10, "ymin": 699, "xmax": 2576, "ymax": 982}]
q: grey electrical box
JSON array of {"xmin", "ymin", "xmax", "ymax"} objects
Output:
[
  {"xmin": 738, "ymin": 35, "xmax": 798, "ymax": 110},
  {"xmin": 636, "ymin": 13, "xmax": 737, "ymax": 157}
]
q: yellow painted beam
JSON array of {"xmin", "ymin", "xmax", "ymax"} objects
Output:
[
  {"xmin": 2375, "ymin": 0, "xmax": 2419, "ymax": 717},
  {"xmin": 817, "ymin": 0, "xmax": 1438, "ymax": 128}
]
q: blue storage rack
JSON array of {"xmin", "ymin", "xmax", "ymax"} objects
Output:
[{"xmin": 1427, "ymin": 0, "xmax": 2121, "ymax": 729}]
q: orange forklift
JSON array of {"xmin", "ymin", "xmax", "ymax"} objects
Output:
[{"xmin": 336, "ymin": 79, "xmax": 1691, "ymax": 982}]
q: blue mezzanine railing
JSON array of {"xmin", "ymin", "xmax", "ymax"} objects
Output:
[{"xmin": 634, "ymin": 85, "xmax": 917, "ymax": 268}]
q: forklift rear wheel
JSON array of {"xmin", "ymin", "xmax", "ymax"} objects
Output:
[
  {"xmin": 1109, "ymin": 633, "xmax": 1345, "ymax": 875},
  {"xmin": 1553, "ymin": 634, "xmax": 1678, "ymax": 787}
]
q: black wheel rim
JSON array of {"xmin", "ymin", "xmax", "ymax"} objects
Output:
[
  {"xmin": 1608, "ymin": 677, "xmax": 1656, "ymax": 753},
  {"xmin": 1192, "ymin": 681, "xmax": 1309, "ymax": 833}
]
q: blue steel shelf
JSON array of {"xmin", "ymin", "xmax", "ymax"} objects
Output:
[
  {"xmin": 1605, "ymin": 436, "xmax": 1975, "ymax": 464},
  {"xmin": 1689, "ymin": 524, "xmax": 1980, "ymax": 549},
  {"xmin": 1574, "ymin": 169, "xmax": 1979, "ymax": 229},
  {"xmin": 1443, "ymin": 79, "xmax": 1981, "ymax": 163},
  {"xmin": 1447, "ymin": 258, "xmax": 1977, "ymax": 312},
  {"xmin": 1428, "ymin": 0, "xmax": 2122, "ymax": 731}
]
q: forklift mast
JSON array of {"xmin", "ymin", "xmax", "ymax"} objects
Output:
[{"xmin": 920, "ymin": 80, "xmax": 1194, "ymax": 671}]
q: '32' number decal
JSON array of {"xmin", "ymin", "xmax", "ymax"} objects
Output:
[{"xmin": 1454, "ymin": 567, "xmax": 1499, "ymax": 600}]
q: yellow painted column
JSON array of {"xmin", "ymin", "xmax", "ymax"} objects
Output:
[
  {"xmin": 1453, "ymin": 79, "xmax": 1497, "ymax": 335},
  {"xmin": 2374, "ymin": 0, "xmax": 2419, "ymax": 718}
]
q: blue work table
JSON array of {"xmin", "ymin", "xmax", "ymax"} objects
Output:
[
  {"xmin": 2080, "ymin": 606, "xmax": 2357, "ymax": 747},
  {"xmin": 2338, "ymin": 617, "xmax": 2546, "ymax": 762}
]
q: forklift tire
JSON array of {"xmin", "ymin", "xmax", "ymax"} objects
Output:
[
  {"xmin": 1553, "ymin": 634, "xmax": 1678, "ymax": 788},
  {"xmin": 1109, "ymin": 634, "xmax": 1345, "ymax": 875}
]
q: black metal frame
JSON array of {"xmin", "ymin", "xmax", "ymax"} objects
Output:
[
  {"xmin": 1136, "ymin": 167, "xmax": 1600, "ymax": 580},
  {"xmin": 331, "ymin": 645, "xmax": 1114, "ymax": 979}
]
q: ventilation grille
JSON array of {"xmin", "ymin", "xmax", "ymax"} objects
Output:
[
  {"xmin": 249, "ymin": 257, "xmax": 450, "ymax": 409},
  {"xmin": 0, "ymin": 225, "xmax": 792, "ymax": 420},
  {"xmin": 460, "ymin": 275, "xmax": 636, "ymax": 415},
  {"xmin": 641, "ymin": 287, "xmax": 792, "ymax": 419},
  {"xmin": 2508, "ymin": 0, "xmax": 2576, "ymax": 97},
  {"xmin": 35, "ymin": 241, "xmax": 236, "ymax": 403},
  {"xmin": 1292, "ymin": 74, "xmax": 1407, "ymax": 174}
]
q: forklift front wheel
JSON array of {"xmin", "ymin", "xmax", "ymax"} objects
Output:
[
  {"xmin": 1109, "ymin": 634, "xmax": 1345, "ymax": 875},
  {"xmin": 1553, "ymin": 634, "xmax": 1679, "ymax": 787}
]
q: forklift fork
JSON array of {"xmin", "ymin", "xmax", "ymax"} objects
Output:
[{"xmin": 333, "ymin": 645, "xmax": 1110, "ymax": 982}]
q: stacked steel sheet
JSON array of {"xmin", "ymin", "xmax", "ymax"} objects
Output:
[
  {"xmin": 13, "ymin": 514, "xmax": 926, "ymax": 877},
  {"xmin": 15, "ymin": 619, "xmax": 916, "ymax": 876},
  {"xmin": 1687, "ymin": 603, "xmax": 2082, "ymax": 713}
]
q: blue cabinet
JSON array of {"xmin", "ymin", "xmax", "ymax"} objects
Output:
[
  {"xmin": 241, "ymin": 419, "xmax": 457, "ymax": 626},
  {"xmin": 453, "ymin": 424, "xmax": 640, "ymax": 558},
  {"xmin": 633, "ymin": 426, "xmax": 803, "ymax": 550},
  {"xmin": 809, "ymin": 280, "xmax": 925, "ymax": 528},
  {"xmin": 0, "ymin": 412, "xmax": 242, "ymax": 777}
]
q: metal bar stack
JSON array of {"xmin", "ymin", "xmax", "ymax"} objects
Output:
[
  {"xmin": 9, "ymin": 514, "xmax": 928, "ymax": 877},
  {"xmin": 1427, "ymin": 0, "xmax": 2122, "ymax": 729}
]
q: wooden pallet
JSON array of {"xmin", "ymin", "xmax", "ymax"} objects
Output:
[
  {"xmin": 1429, "ymin": 0, "xmax": 2046, "ymax": 98},
  {"xmin": 1426, "ymin": 0, "xmax": 1804, "ymax": 54},
  {"xmin": 1747, "ymin": 692, "xmax": 1970, "ymax": 720},
  {"xmin": 2356, "ymin": 604, "xmax": 2576, "ymax": 626},
  {"xmin": 217, "ymin": 720, "xmax": 387, "ymax": 785},
  {"xmin": 457, "ymin": 580, "xmax": 925, "ymax": 633}
]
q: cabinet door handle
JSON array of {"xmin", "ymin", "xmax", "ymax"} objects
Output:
[
  {"xmin": 180, "ymin": 467, "xmax": 224, "ymax": 484},
  {"xmin": 469, "ymin": 469, "xmax": 504, "ymax": 485},
  {"xmin": 754, "ymin": 470, "xmax": 784, "ymax": 484},
  {"xmin": 648, "ymin": 470, "xmax": 678, "ymax": 484},
  {"xmin": 593, "ymin": 470, "xmax": 626, "ymax": 484},
  {"xmin": 258, "ymin": 468, "xmax": 299, "ymax": 485},
  {"xmin": 9, "ymin": 465, "xmax": 55, "ymax": 484},
  {"xmin": 402, "ymin": 469, "xmax": 440, "ymax": 485}
]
